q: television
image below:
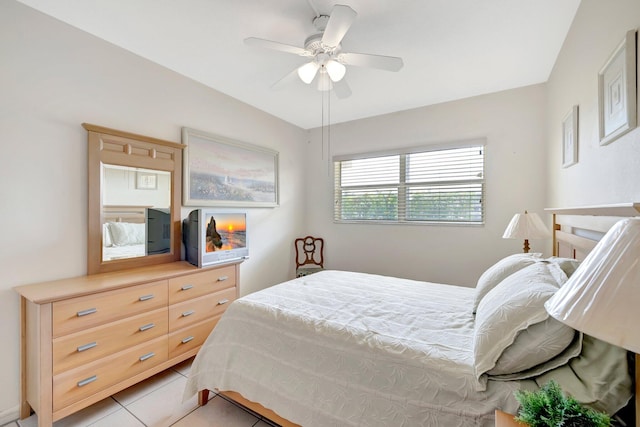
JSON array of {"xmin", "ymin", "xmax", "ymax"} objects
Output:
[
  {"xmin": 146, "ymin": 208, "xmax": 171, "ymax": 255},
  {"xmin": 183, "ymin": 209, "xmax": 249, "ymax": 267}
]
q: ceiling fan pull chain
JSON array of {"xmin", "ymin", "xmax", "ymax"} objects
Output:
[
  {"xmin": 328, "ymin": 91, "xmax": 332, "ymax": 177},
  {"xmin": 321, "ymin": 88, "xmax": 325, "ymax": 162}
]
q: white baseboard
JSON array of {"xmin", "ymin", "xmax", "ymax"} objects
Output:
[{"xmin": 0, "ymin": 405, "xmax": 20, "ymax": 425}]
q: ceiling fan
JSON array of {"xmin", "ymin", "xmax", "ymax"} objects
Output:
[{"xmin": 244, "ymin": 4, "xmax": 404, "ymax": 98}]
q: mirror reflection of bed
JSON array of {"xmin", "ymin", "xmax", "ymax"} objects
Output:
[
  {"xmin": 101, "ymin": 163, "xmax": 172, "ymax": 262},
  {"xmin": 102, "ymin": 205, "xmax": 171, "ymax": 261}
]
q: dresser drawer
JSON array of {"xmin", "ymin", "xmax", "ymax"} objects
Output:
[
  {"xmin": 168, "ymin": 265, "xmax": 236, "ymax": 304},
  {"xmin": 52, "ymin": 307, "xmax": 168, "ymax": 374},
  {"xmin": 168, "ymin": 317, "xmax": 220, "ymax": 359},
  {"xmin": 53, "ymin": 336, "xmax": 168, "ymax": 411},
  {"xmin": 168, "ymin": 287, "xmax": 236, "ymax": 331},
  {"xmin": 52, "ymin": 281, "xmax": 168, "ymax": 337}
]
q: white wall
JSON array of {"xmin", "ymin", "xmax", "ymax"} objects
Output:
[
  {"xmin": 6, "ymin": 0, "xmax": 638, "ymax": 422},
  {"xmin": 0, "ymin": 1, "xmax": 307, "ymax": 420},
  {"xmin": 306, "ymin": 84, "xmax": 550, "ymax": 287},
  {"xmin": 546, "ymin": 0, "xmax": 640, "ymax": 206}
]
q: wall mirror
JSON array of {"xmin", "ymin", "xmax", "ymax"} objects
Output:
[{"xmin": 85, "ymin": 123, "xmax": 184, "ymax": 274}]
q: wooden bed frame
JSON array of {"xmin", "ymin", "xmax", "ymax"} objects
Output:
[
  {"xmin": 547, "ymin": 202, "xmax": 640, "ymax": 427},
  {"xmin": 103, "ymin": 205, "xmax": 149, "ymax": 224},
  {"xmin": 197, "ymin": 202, "xmax": 640, "ymax": 427}
]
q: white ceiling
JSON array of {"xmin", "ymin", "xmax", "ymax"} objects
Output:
[{"xmin": 16, "ymin": 0, "xmax": 580, "ymax": 130}]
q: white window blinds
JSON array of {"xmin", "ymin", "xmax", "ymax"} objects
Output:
[{"xmin": 334, "ymin": 142, "xmax": 485, "ymax": 224}]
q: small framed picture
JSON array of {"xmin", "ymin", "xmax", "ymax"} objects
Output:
[
  {"xmin": 136, "ymin": 171, "xmax": 157, "ymax": 190},
  {"xmin": 562, "ymin": 105, "xmax": 578, "ymax": 168},
  {"xmin": 598, "ymin": 30, "xmax": 637, "ymax": 145}
]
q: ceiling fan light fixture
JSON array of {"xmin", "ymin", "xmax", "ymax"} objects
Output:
[
  {"xmin": 317, "ymin": 72, "xmax": 333, "ymax": 91},
  {"xmin": 297, "ymin": 61, "xmax": 319, "ymax": 84},
  {"xmin": 325, "ymin": 59, "xmax": 346, "ymax": 82}
]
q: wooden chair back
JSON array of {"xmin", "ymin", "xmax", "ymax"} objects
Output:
[{"xmin": 295, "ymin": 236, "xmax": 324, "ymax": 270}]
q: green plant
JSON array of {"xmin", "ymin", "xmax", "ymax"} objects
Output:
[{"xmin": 514, "ymin": 380, "xmax": 611, "ymax": 427}]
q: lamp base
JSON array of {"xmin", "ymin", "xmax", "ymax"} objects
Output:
[{"xmin": 523, "ymin": 239, "xmax": 530, "ymax": 253}]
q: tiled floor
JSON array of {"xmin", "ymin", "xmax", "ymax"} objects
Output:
[{"xmin": 4, "ymin": 358, "xmax": 280, "ymax": 427}]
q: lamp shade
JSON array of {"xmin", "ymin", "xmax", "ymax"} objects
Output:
[
  {"xmin": 298, "ymin": 62, "xmax": 319, "ymax": 84},
  {"xmin": 325, "ymin": 59, "xmax": 346, "ymax": 82},
  {"xmin": 502, "ymin": 211, "xmax": 551, "ymax": 240},
  {"xmin": 545, "ymin": 218, "xmax": 640, "ymax": 353}
]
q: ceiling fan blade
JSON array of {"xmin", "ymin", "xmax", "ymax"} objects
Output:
[
  {"xmin": 333, "ymin": 78, "xmax": 352, "ymax": 99},
  {"xmin": 321, "ymin": 5, "xmax": 357, "ymax": 47},
  {"xmin": 244, "ymin": 37, "xmax": 310, "ymax": 57},
  {"xmin": 271, "ymin": 68, "xmax": 301, "ymax": 90},
  {"xmin": 339, "ymin": 52, "xmax": 404, "ymax": 72}
]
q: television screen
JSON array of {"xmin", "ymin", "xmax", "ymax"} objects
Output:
[
  {"xmin": 183, "ymin": 209, "xmax": 248, "ymax": 267},
  {"xmin": 146, "ymin": 208, "xmax": 171, "ymax": 255},
  {"xmin": 204, "ymin": 212, "xmax": 246, "ymax": 252}
]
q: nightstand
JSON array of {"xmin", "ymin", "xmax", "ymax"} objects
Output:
[{"xmin": 495, "ymin": 410, "xmax": 523, "ymax": 426}]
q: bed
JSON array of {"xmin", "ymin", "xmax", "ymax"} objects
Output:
[
  {"xmin": 102, "ymin": 205, "xmax": 148, "ymax": 260},
  {"xmin": 183, "ymin": 203, "xmax": 639, "ymax": 426}
]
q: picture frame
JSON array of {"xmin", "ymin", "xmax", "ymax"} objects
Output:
[
  {"xmin": 598, "ymin": 29, "xmax": 637, "ymax": 146},
  {"xmin": 562, "ymin": 105, "xmax": 578, "ymax": 168},
  {"xmin": 135, "ymin": 171, "xmax": 157, "ymax": 189},
  {"xmin": 182, "ymin": 127, "xmax": 279, "ymax": 207}
]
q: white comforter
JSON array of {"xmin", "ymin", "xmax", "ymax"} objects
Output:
[{"xmin": 184, "ymin": 270, "xmax": 526, "ymax": 426}]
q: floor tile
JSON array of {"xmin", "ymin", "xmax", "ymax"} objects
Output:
[
  {"xmin": 170, "ymin": 395, "xmax": 260, "ymax": 427},
  {"xmin": 171, "ymin": 357, "xmax": 194, "ymax": 377},
  {"xmin": 18, "ymin": 398, "xmax": 122, "ymax": 427},
  {"xmin": 123, "ymin": 376, "xmax": 198, "ymax": 427},
  {"xmin": 112, "ymin": 368, "xmax": 182, "ymax": 407},
  {"xmin": 87, "ymin": 408, "xmax": 144, "ymax": 427},
  {"xmin": 1, "ymin": 422, "xmax": 18, "ymax": 427}
]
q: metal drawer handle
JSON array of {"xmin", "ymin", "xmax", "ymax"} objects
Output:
[
  {"xmin": 217, "ymin": 299, "xmax": 230, "ymax": 305},
  {"xmin": 77, "ymin": 308, "xmax": 97, "ymax": 317},
  {"xmin": 181, "ymin": 336, "xmax": 194, "ymax": 344},
  {"xmin": 77, "ymin": 342, "xmax": 97, "ymax": 352},
  {"xmin": 139, "ymin": 352, "xmax": 155, "ymax": 362},
  {"xmin": 139, "ymin": 323, "xmax": 155, "ymax": 332},
  {"xmin": 77, "ymin": 375, "xmax": 97, "ymax": 387},
  {"xmin": 139, "ymin": 294, "xmax": 155, "ymax": 301},
  {"xmin": 217, "ymin": 276, "xmax": 229, "ymax": 282},
  {"xmin": 181, "ymin": 310, "xmax": 195, "ymax": 317},
  {"xmin": 181, "ymin": 284, "xmax": 193, "ymax": 291}
]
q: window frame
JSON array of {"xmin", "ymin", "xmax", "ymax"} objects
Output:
[{"xmin": 333, "ymin": 139, "xmax": 486, "ymax": 226}]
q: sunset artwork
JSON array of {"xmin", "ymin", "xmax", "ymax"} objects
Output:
[{"xmin": 205, "ymin": 213, "xmax": 247, "ymax": 253}]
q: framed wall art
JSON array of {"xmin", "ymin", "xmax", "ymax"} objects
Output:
[
  {"xmin": 598, "ymin": 29, "xmax": 637, "ymax": 146},
  {"xmin": 562, "ymin": 105, "xmax": 578, "ymax": 168},
  {"xmin": 135, "ymin": 171, "xmax": 158, "ymax": 190},
  {"xmin": 182, "ymin": 127, "xmax": 279, "ymax": 207}
]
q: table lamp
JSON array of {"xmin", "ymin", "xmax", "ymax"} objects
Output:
[
  {"xmin": 545, "ymin": 218, "xmax": 640, "ymax": 426},
  {"xmin": 502, "ymin": 211, "xmax": 550, "ymax": 253}
]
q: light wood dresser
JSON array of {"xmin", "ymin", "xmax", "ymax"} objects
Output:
[{"xmin": 15, "ymin": 260, "xmax": 241, "ymax": 427}]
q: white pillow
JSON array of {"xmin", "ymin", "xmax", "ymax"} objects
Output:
[
  {"xmin": 108, "ymin": 222, "xmax": 145, "ymax": 246},
  {"xmin": 103, "ymin": 223, "xmax": 113, "ymax": 247},
  {"xmin": 487, "ymin": 315, "xmax": 576, "ymax": 375},
  {"xmin": 473, "ymin": 261, "xmax": 572, "ymax": 379},
  {"xmin": 546, "ymin": 256, "xmax": 581, "ymax": 278},
  {"xmin": 472, "ymin": 253, "xmax": 542, "ymax": 314},
  {"xmin": 489, "ymin": 332, "xmax": 583, "ymax": 381}
]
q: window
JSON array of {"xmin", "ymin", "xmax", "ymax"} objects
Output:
[{"xmin": 334, "ymin": 141, "xmax": 485, "ymax": 224}]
